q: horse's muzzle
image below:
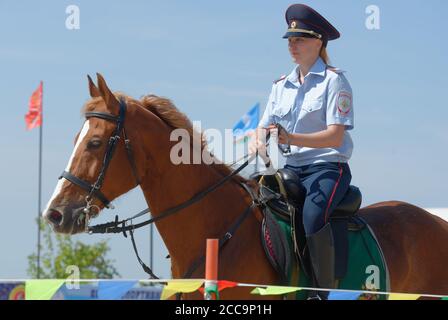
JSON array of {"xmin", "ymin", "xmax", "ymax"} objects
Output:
[{"xmin": 43, "ymin": 205, "xmax": 88, "ymax": 234}]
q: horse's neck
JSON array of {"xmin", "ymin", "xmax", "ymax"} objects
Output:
[
  {"xmin": 126, "ymin": 106, "xmax": 255, "ymax": 278},
  {"xmin": 140, "ymin": 161, "xmax": 251, "ymax": 278}
]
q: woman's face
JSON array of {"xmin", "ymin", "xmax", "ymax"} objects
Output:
[{"xmin": 288, "ymin": 36, "xmax": 322, "ymax": 65}]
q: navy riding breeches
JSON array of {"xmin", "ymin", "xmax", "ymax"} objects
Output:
[{"xmin": 285, "ymin": 162, "xmax": 352, "ymax": 235}]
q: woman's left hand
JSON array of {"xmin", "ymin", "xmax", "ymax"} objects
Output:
[{"xmin": 277, "ymin": 129, "xmax": 290, "ymax": 145}]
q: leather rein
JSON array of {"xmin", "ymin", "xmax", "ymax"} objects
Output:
[{"xmin": 58, "ymin": 97, "xmax": 262, "ymax": 280}]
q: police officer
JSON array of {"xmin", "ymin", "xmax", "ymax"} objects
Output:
[{"xmin": 250, "ymin": 4, "xmax": 354, "ymax": 300}]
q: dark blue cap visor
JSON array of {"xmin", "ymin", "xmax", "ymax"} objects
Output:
[{"xmin": 282, "ymin": 28, "xmax": 323, "ymax": 39}]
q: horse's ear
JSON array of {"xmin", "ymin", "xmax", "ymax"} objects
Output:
[
  {"xmin": 96, "ymin": 73, "xmax": 119, "ymax": 113},
  {"xmin": 87, "ymin": 75, "xmax": 100, "ymax": 98}
]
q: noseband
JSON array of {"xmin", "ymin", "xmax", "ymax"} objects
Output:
[
  {"xmin": 57, "ymin": 96, "xmax": 260, "ymax": 282},
  {"xmin": 59, "ymin": 97, "xmax": 140, "ymax": 226}
]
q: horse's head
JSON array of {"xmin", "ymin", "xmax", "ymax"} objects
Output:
[{"xmin": 43, "ymin": 74, "xmax": 144, "ymax": 234}]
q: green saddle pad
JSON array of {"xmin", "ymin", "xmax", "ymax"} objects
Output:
[{"xmin": 274, "ymin": 216, "xmax": 390, "ymax": 300}]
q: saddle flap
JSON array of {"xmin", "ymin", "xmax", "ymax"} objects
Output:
[{"xmin": 261, "ymin": 208, "xmax": 292, "ymax": 282}]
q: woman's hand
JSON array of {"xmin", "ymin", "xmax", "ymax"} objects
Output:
[
  {"xmin": 267, "ymin": 124, "xmax": 290, "ymax": 145},
  {"xmin": 248, "ymin": 127, "xmax": 270, "ymax": 163}
]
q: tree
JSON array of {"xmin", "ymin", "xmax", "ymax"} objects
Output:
[{"xmin": 28, "ymin": 219, "xmax": 120, "ymax": 279}]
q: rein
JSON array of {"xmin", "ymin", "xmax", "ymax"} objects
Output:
[
  {"xmin": 60, "ymin": 97, "xmax": 263, "ymax": 280},
  {"xmin": 89, "ymin": 153, "xmax": 258, "ymax": 280}
]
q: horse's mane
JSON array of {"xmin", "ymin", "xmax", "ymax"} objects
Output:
[
  {"xmin": 140, "ymin": 94, "xmax": 203, "ymax": 148},
  {"xmin": 139, "ymin": 94, "xmax": 246, "ymax": 183},
  {"xmin": 83, "ymin": 94, "xmax": 246, "ymax": 183}
]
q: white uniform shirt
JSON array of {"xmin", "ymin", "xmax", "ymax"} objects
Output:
[{"xmin": 259, "ymin": 57, "xmax": 354, "ymax": 167}]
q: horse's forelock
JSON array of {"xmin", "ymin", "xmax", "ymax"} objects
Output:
[{"xmin": 81, "ymin": 93, "xmax": 129, "ymax": 115}]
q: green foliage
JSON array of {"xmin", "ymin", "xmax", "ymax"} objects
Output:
[{"xmin": 27, "ymin": 218, "xmax": 120, "ymax": 279}]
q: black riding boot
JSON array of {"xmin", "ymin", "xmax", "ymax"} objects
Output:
[{"xmin": 306, "ymin": 223, "xmax": 336, "ymax": 300}]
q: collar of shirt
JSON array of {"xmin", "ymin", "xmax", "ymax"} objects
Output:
[{"xmin": 286, "ymin": 57, "xmax": 327, "ymax": 87}]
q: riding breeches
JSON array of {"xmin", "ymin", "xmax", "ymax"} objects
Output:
[{"xmin": 285, "ymin": 162, "xmax": 352, "ymax": 235}]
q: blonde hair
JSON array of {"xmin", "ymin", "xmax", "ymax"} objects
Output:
[{"xmin": 320, "ymin": 46, "xmax": 330, "ymax": 65}]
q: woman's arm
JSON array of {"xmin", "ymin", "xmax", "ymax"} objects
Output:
[{"xmin": 277, "ymin": 124, "xmax": 345, "ymax": 148}]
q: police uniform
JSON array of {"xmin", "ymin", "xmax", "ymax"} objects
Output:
[{"xmin": 259, "ymin": 4, "xmax": 354, "ymax": 299}]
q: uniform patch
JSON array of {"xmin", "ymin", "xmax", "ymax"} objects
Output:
[{"xmin": 337, "ymin": 91, "xmax": 352, "ymax": 115}]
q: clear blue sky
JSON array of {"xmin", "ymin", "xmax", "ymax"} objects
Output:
[{"xmin": 1, "ymin": 0, "xmax": 447, "ymax": 279}]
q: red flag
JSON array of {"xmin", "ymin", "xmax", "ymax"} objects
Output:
[{"xmin": 25, "ymin": 81, "xmax": 43, "ymax": 130}]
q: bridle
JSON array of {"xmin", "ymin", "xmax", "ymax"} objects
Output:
[
  {"xmin": 59, "ymin": 97, "xmax": 141, "ymax": 227},
  {"xmin": 57, "ymin": 96, "xmax": 269, "ymax": 282}
]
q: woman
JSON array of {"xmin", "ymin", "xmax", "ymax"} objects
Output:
[{"xmin": 250, "ymin": 4, "xmax": 354, "ymax": 300}]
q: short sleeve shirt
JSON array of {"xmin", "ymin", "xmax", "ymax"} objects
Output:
[{"xmin": 259, "ymin": 57, "xmax": 354, "ymax": 167}]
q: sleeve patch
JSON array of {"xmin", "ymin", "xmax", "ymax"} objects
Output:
[{"xmin": 337, "ymin": 91, "xmax": 352, "ymax": 115}]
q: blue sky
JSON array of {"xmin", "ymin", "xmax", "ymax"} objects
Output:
[{"xmin": 0, "ymin": 0, "xmax": 447, "ymax": 279}]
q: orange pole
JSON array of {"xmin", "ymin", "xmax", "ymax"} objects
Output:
[{"xmin": 204, "ymin": 239, "xmax": 219, "ymax": 300}]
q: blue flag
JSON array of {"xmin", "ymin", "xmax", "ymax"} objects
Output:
[
  {"xmin": 232, "ymin": 103, "xmax": 260, "ymax": 139},
  {"xmin": 97, "ymin": 281, "xmax": 137, "ymax": 300}
]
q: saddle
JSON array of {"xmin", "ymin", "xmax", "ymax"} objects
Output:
[{"xmin": 257, "ymin": 168, "xmax": 363, "ymax": 283}]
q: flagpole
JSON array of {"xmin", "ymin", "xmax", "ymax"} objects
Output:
[{"xmin": 37, "ymin": 81, "xmax": 43, "ymax": 279}]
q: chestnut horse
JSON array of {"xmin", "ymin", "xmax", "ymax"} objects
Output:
[{"xmin": 43, "ymin": 74, "xmax": 448, "ymax": 299}]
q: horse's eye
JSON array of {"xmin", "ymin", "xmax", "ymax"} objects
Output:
[{"xmin": 87, "ymin": 140, "xmax": 102, "ymax": 149}]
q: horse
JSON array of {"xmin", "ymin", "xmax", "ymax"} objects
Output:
[{"xmin": 43, "ymin": 74, "xmax": 448, "ymax": 299}]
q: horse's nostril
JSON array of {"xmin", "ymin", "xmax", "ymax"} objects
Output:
[{"xmin": 47, "ymin": 209, "xmax": 63, "ymax": 225}]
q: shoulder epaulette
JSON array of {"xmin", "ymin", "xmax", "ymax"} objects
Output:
[
  {"xmin": 273, "ymin": 75, "xmax": 287, "ymax": 84},
  {"xmin": 327, "ymin": 66, "xmax": 345, "ymax": 74}
]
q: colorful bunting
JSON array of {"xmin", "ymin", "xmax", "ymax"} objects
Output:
[
  {"xmin": 18, "ymin": 279, "xmax": 446, "ymax": 300},
  {"xmin": 328, "ymin": 291, "xmax": 362, "ymax": 300},
  {"xmin": 160, "ymin": 280, "xmax": 204, "ymax": 300},
  {"xmin": 97, "ymin": 281, "xmax": 137, "ymax": 300},
  {"xmin": 217, "ymin": 280, "xmax": 238, "ymax": 292},
  {"xmin": 25, "ymin": 279, "xmax": 65, "ymax": 300},
  {"xmin": 204, "ymin": 283, "xmax": 219, "ymax": 300},
  {"xmin": 199, "ymin": 280, "xmax": 239, "ymax": 295},
  {"xmin": 251, "ymin": 285, "xmax": 301, "ymax": 296},
  {"xmin": 388, "ymin": 293, "xmax": 420, "ymax": 300}
]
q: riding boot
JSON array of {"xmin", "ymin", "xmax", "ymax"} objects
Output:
[{"xmin": 306, "ymin": 223, "xmax": 336, "ymax": 300}]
